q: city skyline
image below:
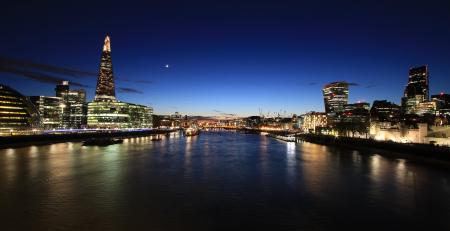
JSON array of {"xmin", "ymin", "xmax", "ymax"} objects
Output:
[
  {"xmin": 1, "ymin": 2, "xmax": 450, "ymax": 230},
  {"xmin": 1, "ymin": 1, "xmax": 450, "ymax": 116}
]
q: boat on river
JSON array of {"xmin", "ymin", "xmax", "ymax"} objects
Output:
[
  {"xmin": 183, "ymin": 127, "xmax": 200, "ymax": 136},
  {"xmin": 82, "ymin": 138, "xmax": 123, "ymax": 146}
]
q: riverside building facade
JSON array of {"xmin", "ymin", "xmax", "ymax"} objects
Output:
[
  {"xmin": 432, "ymin": 93, "xmax": 450, "ymax": 116},
  {"xmin": 29, "ymin": 96, "xmax": 63, "ymax": 130},
  {"xmin": 301, "ymin": 111, "xmax": 328, "ymax": 133},
  {"xmin": 0, "ymin": 84, "xmax": 40, "ymax": 135},
  {"xmin": 55, "ymin": 81, "xmax": 87, "ymax": 129},
  {"xmin": 30, "ymin": 81, "xmax": 87, "ymax": 130}
]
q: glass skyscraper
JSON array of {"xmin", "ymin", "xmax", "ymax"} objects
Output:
[
  {"xmin": 401, "ymin": 66, "xmax": 429, "ymax": 114},
  {"xmin": 55, "ymin": 81, "xmax": 87, "ymax": 129},
  {"xmin": 94, "ymin": 35, "xmax": 116, "ymax": 102},
  {"xmin": 322, "ymin": 82, "xmax": 349, "ymax": 114},
  {"xmin": 87, "ymin": 35, "xmax": 153, "ymax": 129},
  {"xmin": 29, "ymin": 96, "xmax": 63, "ymax": 130}
]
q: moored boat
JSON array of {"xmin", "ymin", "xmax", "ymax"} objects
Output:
[
  {"xmin": 82, "ymin": 138, "xmax": 123, "ymax": 146},
  {"xmin": 183, "ymin": 127, "xmax": 200, "ymax": 136}
]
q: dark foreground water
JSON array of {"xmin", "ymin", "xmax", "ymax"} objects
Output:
[{"xmin": 1, "ymin": 131, "xmax": 450, "ymax": 230}]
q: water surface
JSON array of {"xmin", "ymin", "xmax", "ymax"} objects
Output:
[{"xmin": 1, "ymin": 131, "xmax": 449, "ymax": 230}]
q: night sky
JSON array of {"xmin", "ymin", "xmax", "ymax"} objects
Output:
[{"xmin": 1, "ymin": 0, "xmax": 449, "ymax": 116}]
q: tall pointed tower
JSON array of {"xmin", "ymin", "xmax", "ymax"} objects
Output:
[
  {"xmin": 94, "ymin": 35, "xmax": 116, "ymax": 101},
  {"xmin": 87, "ymin": 35, "xmax": 153, "ymax": 129}
]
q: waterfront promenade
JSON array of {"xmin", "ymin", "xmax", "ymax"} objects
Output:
[{"xmin": 0, "ymin": 128, "xmax": 176, "ymax": 149}]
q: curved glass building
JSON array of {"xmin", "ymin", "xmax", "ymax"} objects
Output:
[
  {"xmin": 0, "ymin": 84, "xmax": 40, "ymax": 135},
  {"xmin": 322, "ymin": 82, "xmax": 349, "ymax": 114}
]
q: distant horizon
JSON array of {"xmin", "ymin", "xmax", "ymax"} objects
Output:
[{"xmin": 1, "ymin": 1, "xmax": 450, "ymax": 116}]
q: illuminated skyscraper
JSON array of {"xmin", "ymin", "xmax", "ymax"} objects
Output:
[
  {"xmin": 87, "ymin": 35, "xmax": 153, "ymax": 129},
  {"xmin": 322, "ymin": 82, "xmax": 349, "ymax": 114},
  {"xmin": 401, "ymin": 66, "xmax": 429, "ymax": 114},
  {"xmin": 94, "ymin": 35, "xmax": 116, "ymax": 102}
]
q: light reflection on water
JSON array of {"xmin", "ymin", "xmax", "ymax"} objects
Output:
[
  {"xmin": 285, "ymin": 142, "xmax": 297, "ymax": 185},
  {"xmin": 0, "ymin": 131, "xmax": 449, "ymax": 230}
]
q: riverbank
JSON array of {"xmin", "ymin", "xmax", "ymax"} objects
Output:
[
  {"xmin": 297, "ymin": 134, "xmax": 450, "ymax": 163},
  {"xmin": 0, "ymin": 129, "xmax": 177, "ymax": 149}
]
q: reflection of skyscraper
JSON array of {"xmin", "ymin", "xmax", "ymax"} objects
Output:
[
  {"xmin": 94, "ymin": 35, "xmax": 116, "ymax": 102},
  {"xmin": 322, "ymin": 82, "xmax": 349, "ymax": 114},
  {"xmin": 401, "ymin": 66, "xmax": 429, "ymax": 114}
]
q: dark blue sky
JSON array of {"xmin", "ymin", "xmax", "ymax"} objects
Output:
[{"xmin": 1, "ymin": 0, "xmax": 449, "ymax": 116}]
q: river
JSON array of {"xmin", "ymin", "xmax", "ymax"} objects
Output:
[{"xmin": 0, "ymin": 131, "xmax": 449, "ymax": 230}]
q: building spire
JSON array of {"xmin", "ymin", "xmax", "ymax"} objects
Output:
[
  {"xmin": 103, "ymin": 35, "xmax": 111, "ymax": 52},
  {"xmin": 94, "ymin": 35, "xmax": 116, "ymax": 101}
]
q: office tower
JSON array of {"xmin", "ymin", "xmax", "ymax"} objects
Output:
[
  {"xmin": 29, "ymin": 96, "xmax": 63, "ymax": 130},
  {"xmin": 323, "ymin": 82, "xmax": 349, "ymax": 114},
  {"xmin": 401, "ymin": 66, "xmax": 429, "ymax": 114},
  {"xmin": 54, "ymin": 81, "xmax": 88, "ymax": 129}
]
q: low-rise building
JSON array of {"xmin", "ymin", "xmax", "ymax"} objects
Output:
[
  {"xmin": 432, "ymin": 93, "xmax": 450, "ymax": 116},
  {"xmin": 128, "ymin": 103, "xmax": 153, "ymax": 128},
  {"xmin": 87, "ymin": 101, "xmax": 152, "ymax": 129},
  {"xmin": 426, "ymin": 125, "xmax": 450, "ymax": 146},
  {"xmin": 301, "ymin": 112, "xmax": 327, "ymax": 133},
  {"xmin": 415, "ymin": 101, "xmax": 437, "ymax": 115},
  {"xmin": 370, "ymin": 122, "xmax": 427, "ymax": 143}
]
